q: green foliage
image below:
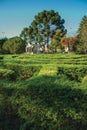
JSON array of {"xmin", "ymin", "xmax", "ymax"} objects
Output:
[
  {"xmin": 57, "ymin": 65, "xmax": 87, "ymax": 81},
  {"xmin": 0, "ymin": 37, "xmax": 8, "ymax": 53},
  {"xmin": 3, "ymin": 63, "xmax": 41, "ymax": 80},
  {"xmin": 20, "ymin": 10, "xmax": 66, "ymax": 45},
  {"xmin": 0, "ymin": 56, "xmax": 4, "ymax": 59},
  {"xmin": 0, "ymin": 54, "xmax": 87, "ymax": 129},
  {"xmin": 74, "ymin": 41, "xmax": 85, "ymax": 54},
  {"xmin": 2, "ymin": 36, "xmax": 25, "ymax": 54},
  {"xmin": 77, "ymin": 16, "xmax": 87, "ymax": 53},
  {"xmin": 0, "ymin": 68, "xmax": 16, "ymax": 80},
  {"xmin": 20, "ymin": 27, "xmax": 29, "ymax": 44},
  {"xmin": 0, "ymin": 75, "xmax": 87, "ymax": 130},
  {"xmin": 50, "ymin": 30, "xmax": 66, "ymax": 52}
]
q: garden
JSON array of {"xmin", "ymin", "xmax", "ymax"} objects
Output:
[{"xmin": 0, "ymin": 53, "xmax": 87, "ymax": 130}]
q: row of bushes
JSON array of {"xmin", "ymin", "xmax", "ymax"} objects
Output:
[
  {"xmin": 0, "ymin": 75, "xmax": 87, "ymax": 130},
  {"xmin": 0, "ymin": 64, "xmax": 41, "ymax": 80},
  {"xmin": 57, "ymin": 65, "xmax": 87, "ymax": 81},
  {"xmin": 1, "ymin": 63, "xmax": 87, "ymax": 81},
  {"xmin": 0, "ymin": 56, "xmax": 4, "ymax": 59},
  {"xmin": 0, "ymin": 68, "xmax": 16, "ymax": 80}
]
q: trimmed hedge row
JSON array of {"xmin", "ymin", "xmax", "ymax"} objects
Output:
[
  {"xmin": 0, "ymin": 56, "xmax": 4, "ymax": 60},
  {"xmin": 3, "ymin": 63, "xmax": 41, "ymax": 80},
  {"xmin": 0, "ymin": 75, "xmax": 87, "ymax": 130},
  {"xmin": 0, "ymin": 68, "xmax": 16, "ymax": 80},
  {"xmin": 57, "ymin": 65, "xmax": 87, "ymax": 81}
]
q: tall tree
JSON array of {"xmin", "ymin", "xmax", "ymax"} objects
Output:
[
  {"xmin": 78, "ymin": 16, "xmax": 87, "ymax": 53},
  {"xmin": 20, "ymin": 27, "xmax": 29, "ymax": 43},
  {"xmin": 20, "ymin": 10, "xmax": 66, "ymax": 45}
]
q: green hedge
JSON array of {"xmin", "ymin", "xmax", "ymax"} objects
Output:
[
  {"xmin": 0, "ymin": 75, "xmax": 87, "ymax": 130},
  {"xmin": 4, "ymin": 63, "xmax": 41, "ymax": 80},
  {"xmin": 0, "ymin": 68, "xmax": 16, "ymax": 80},
  {"xmin": 0, "ymin": 56, "xmax": 4, "ymax": 60},
  {"xmin": 57, "ymin": 65, "xmax": 87, "ymax": 81}
]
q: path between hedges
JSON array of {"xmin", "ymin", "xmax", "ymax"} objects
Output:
[{"xmin": 38, "ymin": 65, "xmax": 57, "ymax": 75}]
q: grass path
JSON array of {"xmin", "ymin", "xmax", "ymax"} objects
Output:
[{"xmin": 38, "ymin": 64, "xmax": 57, "ymax": 75}]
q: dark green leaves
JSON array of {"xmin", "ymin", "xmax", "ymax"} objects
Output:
[
  {"xmin": 20, "ymin": 10, "xmax": 66, "ymax": 45},
  {"xmin": 77, "ymin": 16, "xmax": 87, "ymax": 53}
]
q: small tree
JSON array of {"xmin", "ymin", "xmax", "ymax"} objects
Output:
[
  {"xmin": 61, "ymin": 37, "xmax": 78, "ymax": 52},
  {"xmin": 2, "ymin": 37, "xmax": 25, "ymax": 54},
  {"xmin": 50, "ymin": 29, "xmax": 66, "ymax": 52}
]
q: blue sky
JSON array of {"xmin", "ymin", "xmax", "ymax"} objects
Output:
[{"xmin": 0, "ymin": 0, "xmax": 87, "ymax": 38}]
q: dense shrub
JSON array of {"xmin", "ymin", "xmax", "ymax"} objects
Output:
[
  {"xmin": 4, "ymin": 63, "xmax": 41, "ymax": 80},
  {"xmin": 12, "ymin": 55, "xmax": 18, "ymax": 58},
  {"xmin": 0, "ymin": 54, "xmax": 87, "ymax": 129},
  {"xmin": 0, "ymin": 68, "xmax": 16, "ymax": 80},
  {"xmin": 0, "ymin": 63, "xmax": 41, "ymax": 81},
  {"xmin": 57, "ymin": 65, "xmax": 87, "ymax": 81},
  {"xmin": 0, "ymin": 56, "xmax": 4, "ymax": 59},
  {"xmin": 0, "ymin": 75, "xmax": 87, "ymax": 130}
]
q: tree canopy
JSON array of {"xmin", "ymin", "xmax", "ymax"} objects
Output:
[
  {"xmin": 50, "ymin": 29, "xmax": 66, "ymax": 52},
  {"xmin": 2, "ymin": 36, "xmax": 25, "ymax": 54},
  {"xmin": 0, "ymin": 37, "xmax": 8, "ymax": 53},
  {"xmin": 61, "ymin": 37, "xmax": 78, "ymax": 52},
  {"xmin": 77, "ymin": 16, "xmax": 87, "ymax": 53},
  {"xmin": 20, "ymin": 10, "xmax": 67, "ymax": 45}
]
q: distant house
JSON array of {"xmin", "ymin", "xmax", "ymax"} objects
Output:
[
  {"xmin": 33, "ymin": 43, "xmax": 40, "ymax": 54},
  {"xmin": 26, "ymin": 43, "xmax": 33, "ymax": 54},
  {"xmin": 26, "ymin": 42, "xmax": 49, "ymax": 54},
  {"xmin": 26, "ymin": 43, "xmax": 40, "ymax": 54},
  {"xmin": 65, "ymin": 46, "xmax": 69, "ymax": 53},
  {"xmin": 44, "ymin": 43, "xmax": 48, "ymax": 53}
]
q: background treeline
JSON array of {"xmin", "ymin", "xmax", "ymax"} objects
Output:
[{"xmin": 0, "ymin": 10, "xmax": 87, "ymax": 54}]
